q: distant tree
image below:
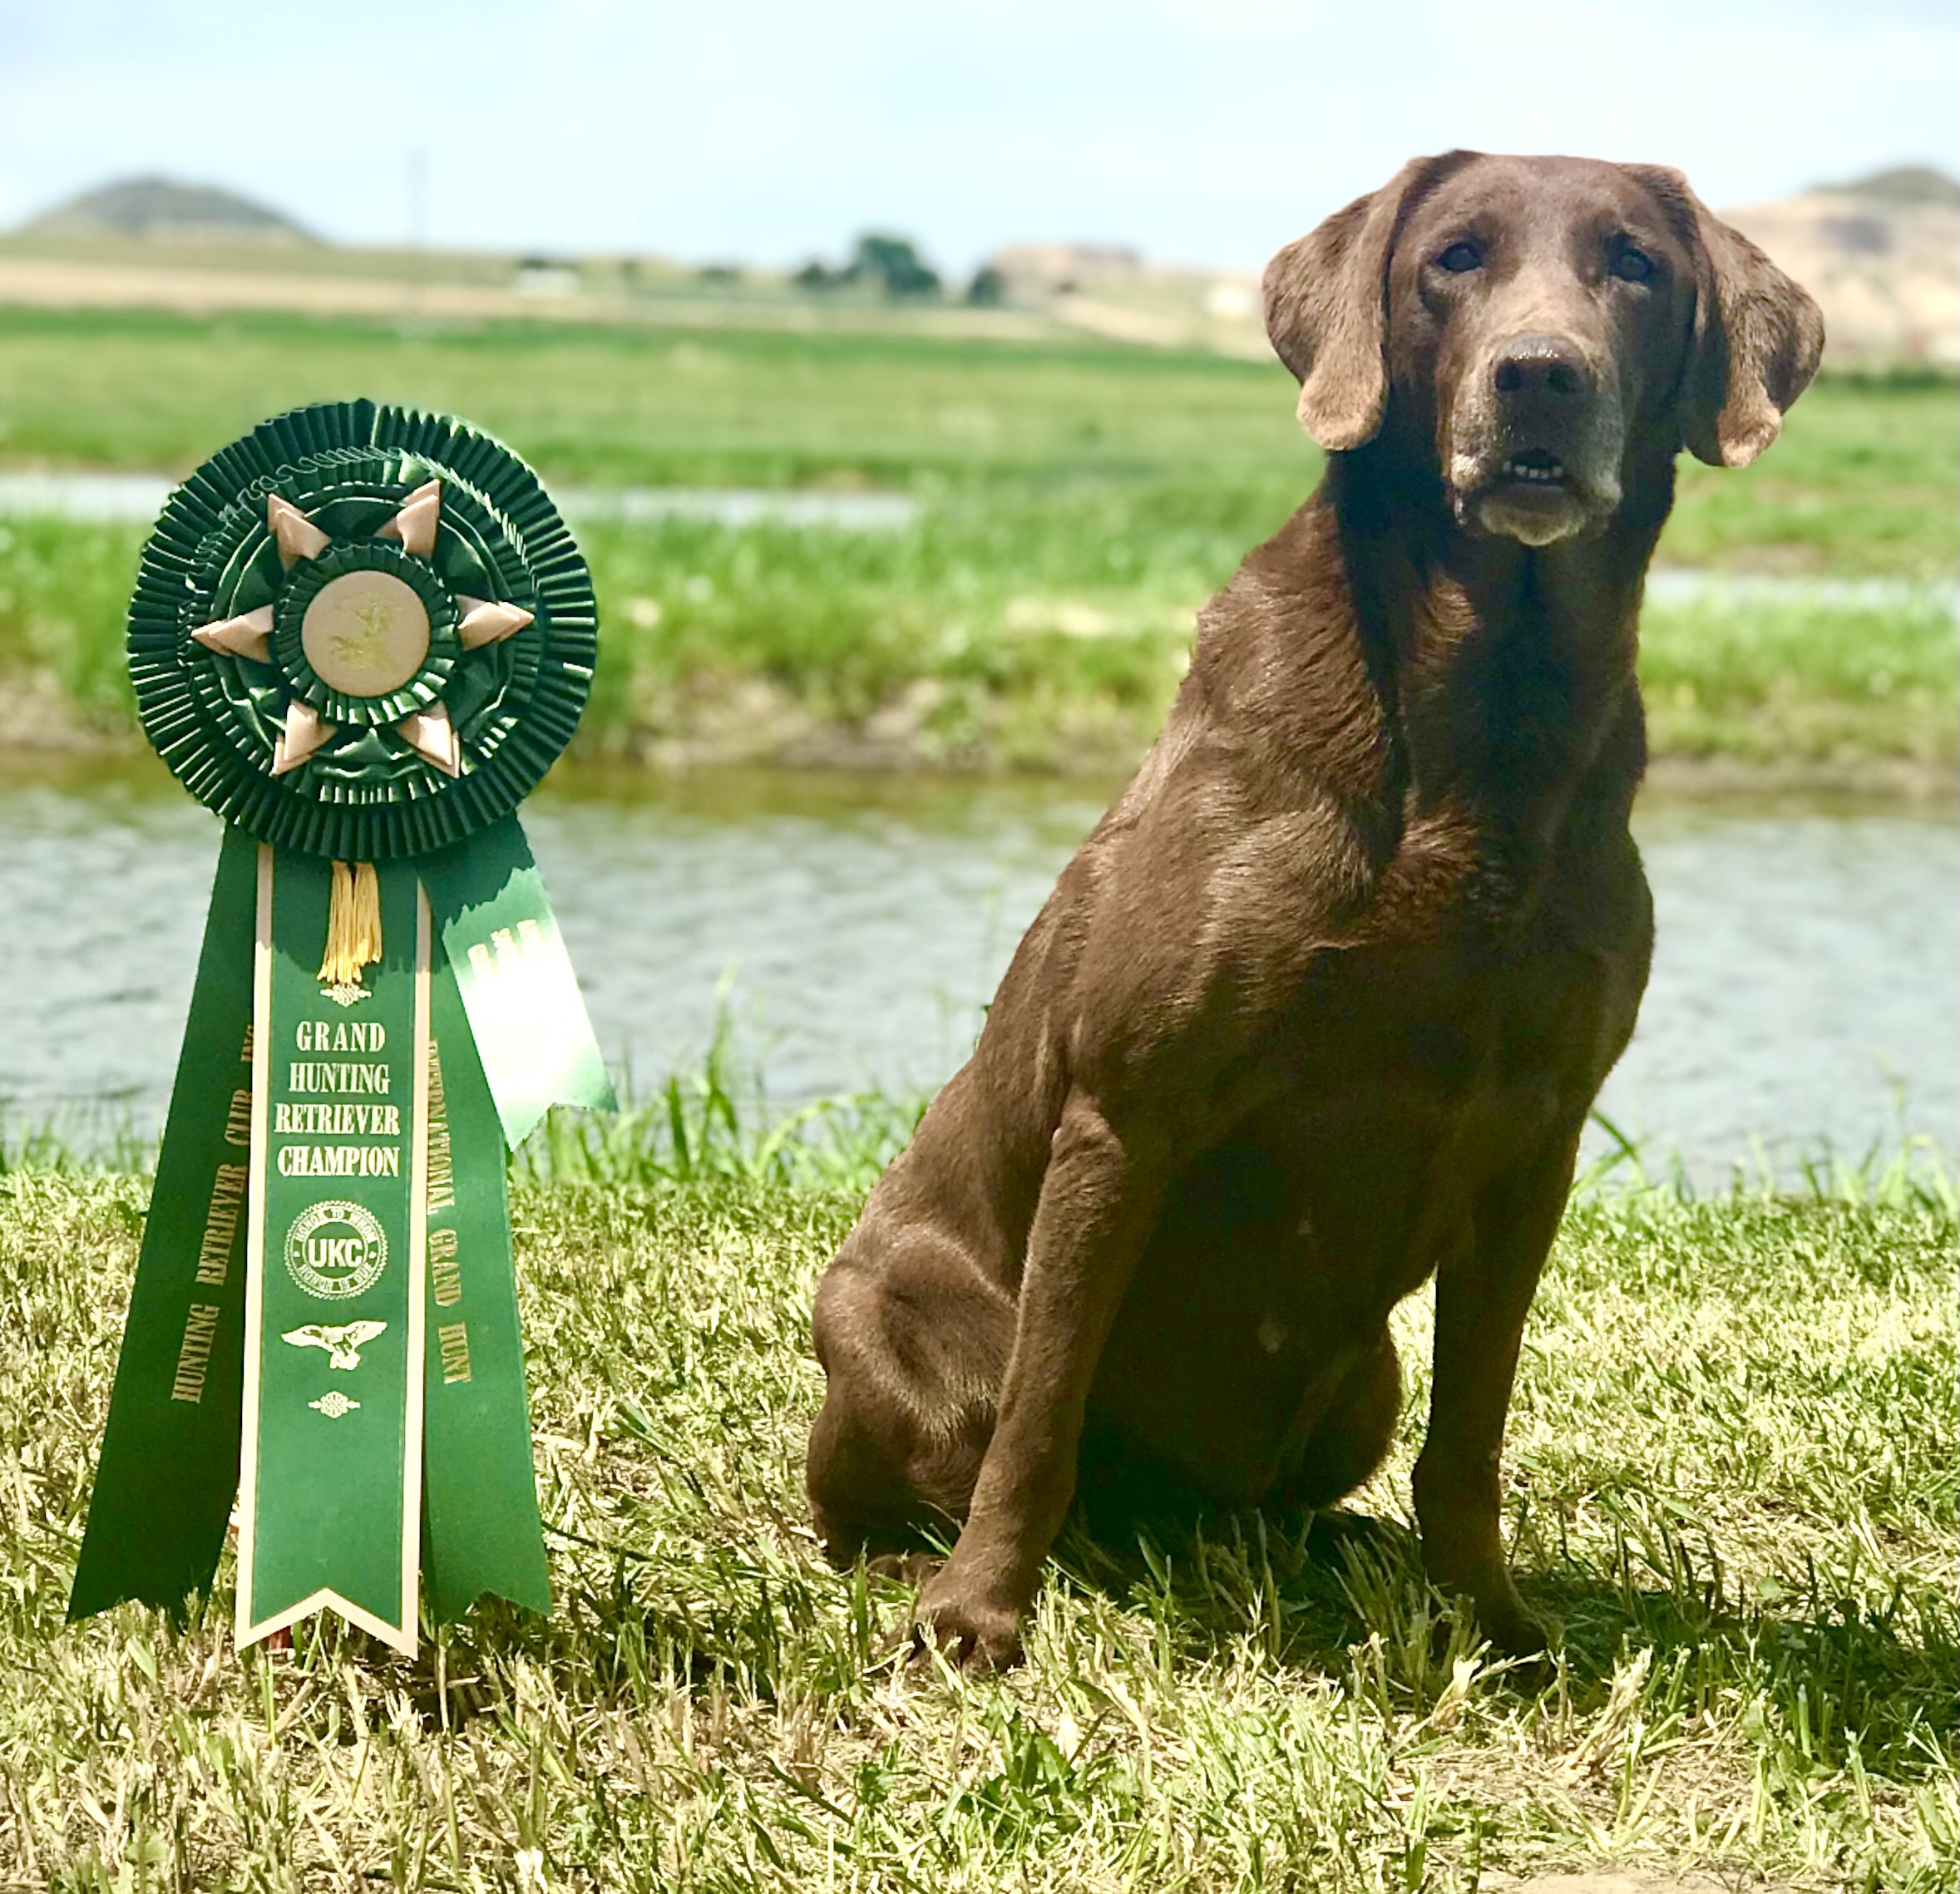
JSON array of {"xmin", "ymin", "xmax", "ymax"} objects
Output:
[
  {"xmin": 965, "ymin": 264, "xmax": 1007, "ymax": 308},
  {"xmin": 792, "ymin": 259, "xmax": 835, "ymax": 292},
  {"xmin": 845, "ymin": 234, "xmax": 941, "ymax": 299}
]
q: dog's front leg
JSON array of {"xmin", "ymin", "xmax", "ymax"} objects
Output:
[
  {"xmin": 915, "ymin": 1090, "xmax": 1163, "ymax": 1668},
  {"xmin": 1413, "ymin": 1136, "xmax": 1578, "ymax": 1658}
]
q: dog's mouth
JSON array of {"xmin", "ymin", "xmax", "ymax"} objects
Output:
[
  {"xmin": 1454, "ymin": 441, "xmax": 1607, "ymax": 547},
  {"xmin": 1497, "ymin": 448, "xmax": 1568, "ymax": 487}
]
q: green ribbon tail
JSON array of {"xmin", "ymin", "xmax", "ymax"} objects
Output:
[
  {"xmin": 417, "ymin": 814, "xmax": 615, "ymax": 1149},
  {"xmin": 70, "ymin": 825, "xmax": 259, "ymax": 1620},
  {"xmin": 239, "ymin": 851, "xmax": 422, "ymax": 1651},
  {"xmin": 421, "ymin": 944, "xmax": 551, "ymax": 1620}
]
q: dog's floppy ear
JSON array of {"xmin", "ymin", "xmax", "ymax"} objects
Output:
[
  {"xmin": 1262, "ymin": 154, "xmax": 1454, "ymax": 451},
  {"xmin": 1624, "ymin": 165, "xmax": 1824, "ymax": 468}
]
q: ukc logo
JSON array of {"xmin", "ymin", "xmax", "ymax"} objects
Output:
[{"xmin": 284, "ymin": 1200, "xmax": 388, "ymax": 1301}]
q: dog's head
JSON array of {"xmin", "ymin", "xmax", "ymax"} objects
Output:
[{"xmin": 1264, "ymin": 152, "xmax": 1824, "ymax": 546}]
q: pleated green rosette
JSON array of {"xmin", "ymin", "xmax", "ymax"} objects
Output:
[{"xmin": 71, "ymin": 402, "xmax": 616, "ymax": 1655}]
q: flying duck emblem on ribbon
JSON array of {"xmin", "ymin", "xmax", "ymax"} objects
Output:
[{"xmin": 284, "ymin": 1322, "xmax": 388, "ymax": 1371}]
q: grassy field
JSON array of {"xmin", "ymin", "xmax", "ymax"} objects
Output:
[
  {"xmin": 0, "ymin": 1119, "xmax": 1953, "ymax": 1891},
  {"xmin": 3, "ymin": 298, "xmax": 1953, "ymax": 1890},
  {"xmin": 0, "ymin": 307, "xmax": 1954, "ymax": 774}
]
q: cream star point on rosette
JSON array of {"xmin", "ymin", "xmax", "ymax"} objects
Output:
[
  {"xmin": 267, "ymin": 495, "xmax": 329, "ymax": 565},
  {"xmin": 397, "ymin": 702, "xmax": 461, "ymax": 776},
  {"xmin": 374, "ymin": 477, "xmax": 442, "ymax": 557},
  {"xmin": 190, "ymin": 481, "xmax": 536, "ymax": 792},
  {"xmin": 270, "ymin": 698, "xmax": 333, "ymax": 777},
  {"xmin": 190, "ymin": 604, "xmax": 274, "ymax": 663},
  {"xmin": 454, "ymin": 596, "xmax": 536, "ymax": 649}
]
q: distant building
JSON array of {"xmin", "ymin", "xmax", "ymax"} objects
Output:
[
  {"xmin": 986, "ymin": 243, "xmax": 1143, "ymax": 297},
  {"xmin": 1202, "ymin": 279, "xmax": 1259, "ymax": 320},
  {"xmin": 511, "ymin": 257, "xmax": 581, "ymax": 297},
  {"xmin": 19, "ymin": 175, "xmax": 317, "ymax": 244}
]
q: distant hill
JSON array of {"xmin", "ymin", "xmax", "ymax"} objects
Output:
[
  {"xmin": 1818, "ymin": 165, "xmax": 1960, "ymax": 210},
  {"xmin": 1725, "ymin": 165, "xmax": 1959, "ymax": 367},
  {"xmin": 19, "ymin": 176, "xmax": 315, "ymax": 244}
]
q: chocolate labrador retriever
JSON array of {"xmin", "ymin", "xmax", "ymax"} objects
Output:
[{"xmin": 807, "ymin": 151, "xmax": 1822, "ymax": 1668}]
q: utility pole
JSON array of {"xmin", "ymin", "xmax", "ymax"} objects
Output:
[{"xmin": 404, "ymin": 149, "xmax": 429, "ymax": 331}]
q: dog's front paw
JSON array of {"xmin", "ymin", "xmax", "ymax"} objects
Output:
[
  {"xmin": 911, "ymin": 1569, "xmax": 1025, "ymax": 1670},
  {"xmin": 1475, "ymin": 1592, "xmax": 1554, "ymax": 1665}
]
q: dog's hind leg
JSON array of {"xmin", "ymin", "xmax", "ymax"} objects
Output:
[
  {"xmin": 807, "ymin": 1245, "xmax": 1014, "ymax": 1562},
  {"xmin": 1274, "ymin": 1325, "xmax": 1402, "ymax": 1509}
]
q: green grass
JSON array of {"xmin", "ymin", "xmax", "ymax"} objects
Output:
[
  {"xmin": 0, "ymin": 307, "xmax": 1307, "ymax": 495},
  {"xmin": 0, "ymin": 307, "xmax": 1954, "ymax": 772},
  {"xmin": 0, "ymin": 1073, "xmax": 1954, "ymax": 1888},
  {"xmin": 0, "ymin": 310, "xmax": 1953, "ymax": 570},
  {"xmin": 7, "ymin": 507, "xmax": 1954, "ymax": 775},
  {"xmin": 1639, "ymin": 590, "xmax": 1959, "ymax": 771},
  {"xmin": 1665, "ymin": 372, "xmax": 1960, "ymax": 579}
]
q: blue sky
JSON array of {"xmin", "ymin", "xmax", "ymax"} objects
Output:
[{"xmin": 3, "ymin": 0, "xmax": 1954, "ymax": 274}]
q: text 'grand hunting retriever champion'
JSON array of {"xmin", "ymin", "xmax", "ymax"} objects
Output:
[{"xmin": 808, "ymin": 150, "xmax": 1823, "ymax": 1669}]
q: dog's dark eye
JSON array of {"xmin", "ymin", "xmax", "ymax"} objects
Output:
[
  {"xmin": 1436, "ymin": 241, "xmax": 1483, "ymax": 274},
  {"xmin": 1611, "ymin": 245, "xmax": 1655, "ymax": 284}
]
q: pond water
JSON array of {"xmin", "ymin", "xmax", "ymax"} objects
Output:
[
  {"xmin": 0, "ymin": 471, "xmax": 921, "ymax": 533},
  {"xmin": 2, "ymin": 757, "xmax": 1954, "ymax": 1186}
]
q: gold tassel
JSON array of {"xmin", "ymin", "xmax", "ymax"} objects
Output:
[{"xmin": 318, "ymin": 861, "xmax": 383, "ymax": 990}]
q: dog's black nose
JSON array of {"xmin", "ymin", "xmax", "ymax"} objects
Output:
[{"xmin": 1493, "ymin": 336, "xmax": 1593, "ymax": 402}]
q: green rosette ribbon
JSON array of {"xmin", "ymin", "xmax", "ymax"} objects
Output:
[{"xmin": 70, "ymin": 402, "xmax": 616, "ymax": 1655}]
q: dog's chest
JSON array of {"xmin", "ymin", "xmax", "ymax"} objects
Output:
[{"xmin": 1273, "ymin": 808, "xmax": 1651, "ymax": 1186}]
